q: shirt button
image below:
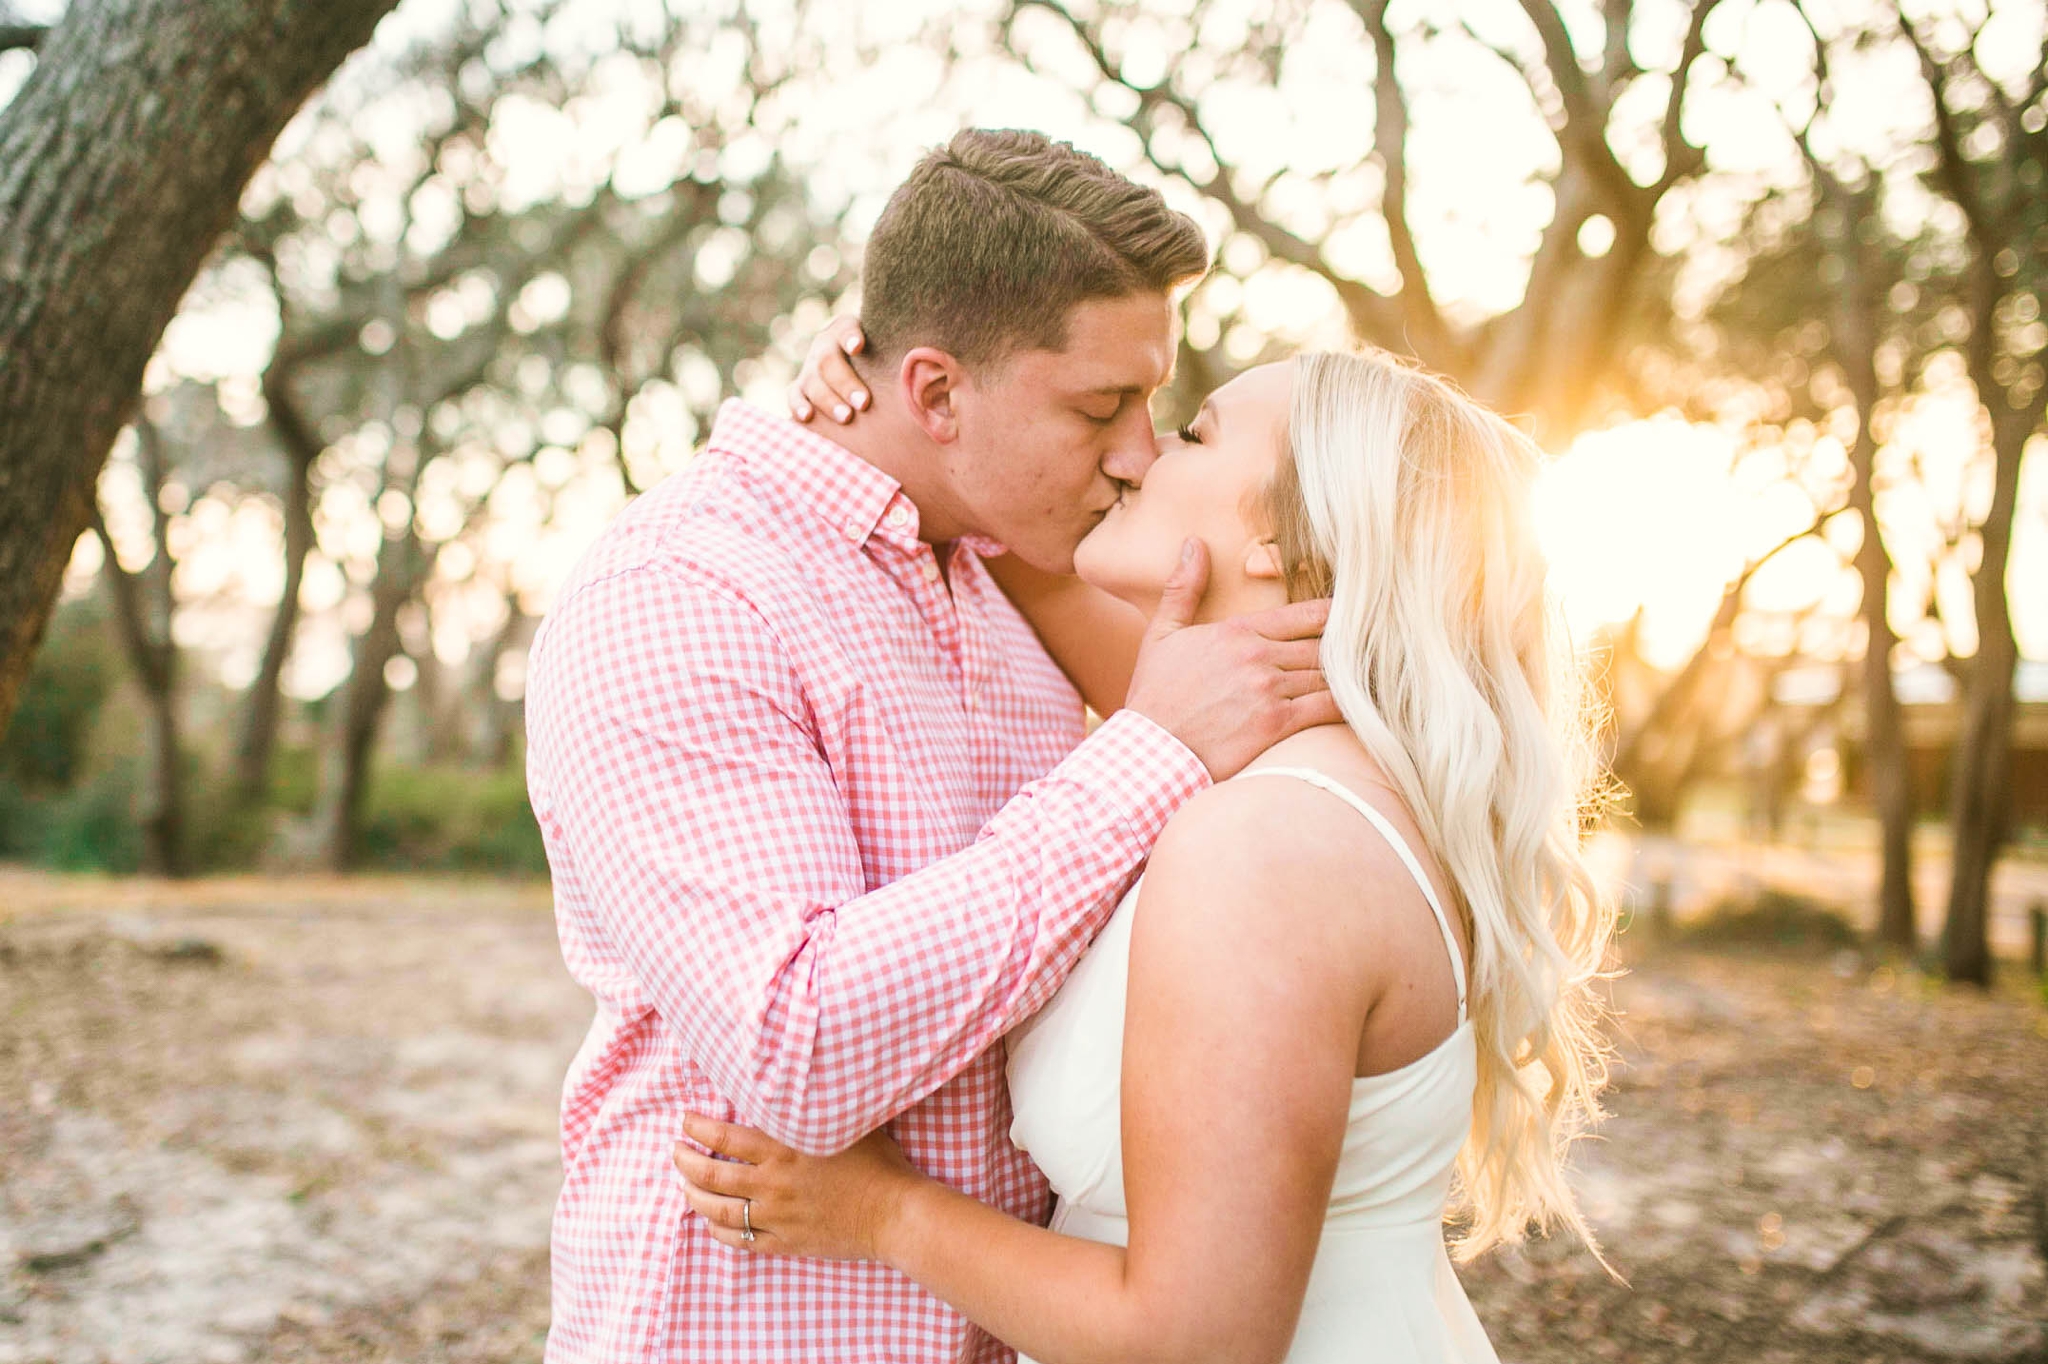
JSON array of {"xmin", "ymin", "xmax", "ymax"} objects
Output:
[
  {"xmin": 842, "ymin": 517, "xmax": 862, "ymax": 543},
  {"xmin": 885, "ymin": 505, "xmax": 910, "ymax": 529},
  {"xmin": 921, "ymin": 559, "xmax": 941, "ymax": 582}
]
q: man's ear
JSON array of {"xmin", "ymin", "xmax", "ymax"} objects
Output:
[
  {"xmin": 899, "ymin": 347, "xmax": 968, "ymax": 445},
  {"xmin": 1244, "ymin": 540, "xmax": 1285, "ymax": 581}
]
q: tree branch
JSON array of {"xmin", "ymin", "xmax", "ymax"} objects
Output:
[
  {"xmin": 1653, "ymin": 0, "xmax": 1720, "ymax": 193},
  {"xmin": 1512, "ymin": 0, "xmax": 1637, "ymax": 205},
  {"xmin": 1342, "ymin": 0, "xmax": 1452, "ymax": 361},
  {"xmin": 88, "ymin": 422, "xmax": 176, "ymax": 697},
  {"xmin": 1611, "ymin": 512, "xmax": 1842, "ymax": 777},
  {"xmin": 1008, "ymin": 0, "xmax": 1414, "ymax": 349},
  {"xmin": 1898, "ymin": 16, "xmax": 1999, "ymax": 245},
  {"xmin": 1445, "ymin": 14, "xmax": 1553, "ymax": 120},
  {"xmin": 1597, "ymin": 0, "xmax": 1635, "ymax": 108}
]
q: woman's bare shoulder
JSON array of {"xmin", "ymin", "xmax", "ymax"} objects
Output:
[
  {"xmin": 1140, "ymin": 779, "xmax": 1385, "ymax": 956},
  {"xmin": 1149, "ymin": 767, "xmax": 1414, "ymax": 903}
]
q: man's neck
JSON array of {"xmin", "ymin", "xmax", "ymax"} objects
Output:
[{"xmin": 813, "ymin": 403, "xmax": 973, "ymax": 546}]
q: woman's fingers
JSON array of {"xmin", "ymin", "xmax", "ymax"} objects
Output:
[
  {"xmin": 681, "ymin": 1180, "xmax": 750, "ymax": 1232},
  {"xmin": 684, "ymin": 1111, "xmax": 791, "ymax": 1165},
  {"xmin": 685, "ymin": 1181, "xmax": 779, "ymax": 1253},
  {"xmin": 820, "ymin": 346, "xmax": 868, "ymax": 416},
  {"xmin": 787, "ymin": 382, "xmax": 816, "ymax": 424},
  {"xmin": 794, "ymin": 317, "xmax": 871, "ymax": 424},
  {"xmin": 673, "ymin": 1141, "xmax": 753, "ymax": 1198}
]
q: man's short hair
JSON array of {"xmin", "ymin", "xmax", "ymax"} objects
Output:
[{"xmin": 859, "ymin": 128, "xmax": 1211, "ymax": 370}]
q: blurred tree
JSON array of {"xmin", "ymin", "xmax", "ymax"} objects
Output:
[
  {"xmin": 194, "ymin": 0, "xmax": 851, "ymax": 867},
  {"xmin": 0, "ymin": 0, "xmax": 400, "ymax": 735},
  {"xmin": 1904, "ymin": 9, "xmax": 2047, "ymax": 986},
  {"xmin": 90, "ymin": 420, "xmax": 185, "ymax": 876},
  {"xmin": 0, "ymin": 598, "xmax": 113, "ymax": 802},
  {"xmin": 1702, "ymin": 2, "xmax": 2047, "ymax": 978},
  {"xmin": 1002, "ymin": 0, "xmax": 1727, "ymax": 440},
  {"xmin": 1705, "ymin": 9, "xmax": 1934, "ymax": 952},
  {"xmin": 1603, "ymin": 514, "xmax": 1848, "ymax": 829}
]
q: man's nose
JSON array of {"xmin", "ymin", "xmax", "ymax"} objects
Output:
[{"xmin": 1102, "ymin": 417, "xmax": 1160, "ymax": 487}]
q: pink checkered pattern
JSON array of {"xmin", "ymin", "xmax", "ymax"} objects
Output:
[{"xmin": 524, "ymin": 400, "xmax": 1209, "ymax": 1363}]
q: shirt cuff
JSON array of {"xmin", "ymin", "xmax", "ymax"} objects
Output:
[{"xmin": 1058, "ymin": 709, "xmax": 1212, "ymax": 850}]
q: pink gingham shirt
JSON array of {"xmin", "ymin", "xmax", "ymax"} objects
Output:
[{"xmin": 525, "ymin": 400, "xmax": 1210, "ymax": 1363}]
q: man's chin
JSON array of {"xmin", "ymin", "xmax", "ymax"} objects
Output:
[{"xmin": 1006, "ymin": 538, "xmax": 1083, "ymax": 578}]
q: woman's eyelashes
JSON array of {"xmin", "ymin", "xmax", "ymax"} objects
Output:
[{"xmin": 1175, "ymin": 421, "xmax": 1202, "ymax": 444}]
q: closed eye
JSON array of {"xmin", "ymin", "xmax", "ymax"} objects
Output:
[{"xmin": 1176, "ymin": 422, "xmax": 1202, "ymax": 444}]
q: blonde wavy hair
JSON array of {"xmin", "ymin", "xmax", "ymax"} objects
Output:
[{"xmin": 1255, "ymin": 349, "xmax": 1616, "ymax": 1262}]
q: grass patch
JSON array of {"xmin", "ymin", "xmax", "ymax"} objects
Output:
[{"xmin": 1679, "ymin": 887, "xmax": 1863, "ymax": 952}]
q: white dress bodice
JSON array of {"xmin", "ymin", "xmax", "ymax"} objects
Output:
[{"xmin": 1005, "ymin": 765, "xmax": 1500, "ymax": 1364}]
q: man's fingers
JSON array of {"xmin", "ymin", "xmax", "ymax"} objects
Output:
[
  {"xmin": 1288, "ymin": 689, "xmax": 1345, "ymax": 731},
  {"xmin": 1244, "ymin": 596, "xmax": 1332, "ymax": 642},
  {"xmin": 1145, "ymin": 539, "xmax": 1210, "ymax": 639},
  {"xmin": 1264, "ymin": 637, "xmax": 1324, "ymax": 674},
  {"xmin": 1276, "ymin": 667, "xmax": 1331, "ymax": 700}
]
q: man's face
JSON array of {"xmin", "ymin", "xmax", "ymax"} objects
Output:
[{"xmin": 944, "ymin": 292, "xmax": 1176, "ymax": 574}]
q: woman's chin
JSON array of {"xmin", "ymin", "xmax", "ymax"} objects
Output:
[
  {"xmin": 1072, "ymin": 561, "xmax": 1155, "ymax": 616},
  {"xmin": 1074, "ymin": 525, "xmax": 1168, "ymax": 612}
]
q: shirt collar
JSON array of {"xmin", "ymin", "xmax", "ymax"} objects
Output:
[
  {"xmin": 705, "ymin": 399, "xmax": 1007, "ymax": 559},
  {"xmin": 707, "ymin": 399, "xmax": 904, "ymax": 550}
]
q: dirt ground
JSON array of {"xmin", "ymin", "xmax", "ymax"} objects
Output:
[{"xmin": 2, "ymin": 868, "xmax": 2044, "ymax": 1364}]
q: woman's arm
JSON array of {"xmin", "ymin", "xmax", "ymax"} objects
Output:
[
  {"xmin": 677, "ymin": 780, "xmax": 1375, "ymax": 1364},
  {"xmin": 982, "ymin": 553, "xmax": 1146, "ymax": 716}
]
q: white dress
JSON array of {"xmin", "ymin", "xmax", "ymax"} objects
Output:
[{"xmin": 1006, "ymin": 765, "xmax": 1501, "ymax": 1364}]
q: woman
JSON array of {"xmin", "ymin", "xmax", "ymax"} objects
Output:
[{"xmin": 672, "ymin": 344, "xmax": 1615, "ymax": 1364}]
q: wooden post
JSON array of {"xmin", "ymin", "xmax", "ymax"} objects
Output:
[
  {"xmin": 1649, "ymin": 878, "xmax": 1674, "ymax": 942},
  {"xmin": 2029, "ymin": 901, "xmax": 2045, "ymax": 977}
]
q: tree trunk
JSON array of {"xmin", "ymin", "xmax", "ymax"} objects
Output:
[
  {"xmin": 412, "ymin": 643, "xmax": 467, "ymax": 766},
  {"xmin": 139, "ymin": 667, "xmax": 183, "ymax": 876},
  {"xmin": 1831, "ymin": 227, "xmax": 1916, "ymax": 952},
  {"xmin": 234, "ymin": 377, "xmax": 320, "ymax": 801},
  {"xmin": 1941, "ymin": 403, "xmax": 2030, "ymax": 985},
  {"xmin": 1943, "ymin": 657, "xmax": 2014, "ymax": 985},
  {"xmin": 0, "ymin": 0, "xmax": 400, "ymax": 734},
  {"xmin": 473, "ymin": 602, "xmax": 530, "ymax": 768},
  {"xmin": 90, "ymin": 423, "xmax": 183, "ymax": 876},
  {"xmin": 315, "ymin": 530, "xmax": 421, "ymax": 870}
]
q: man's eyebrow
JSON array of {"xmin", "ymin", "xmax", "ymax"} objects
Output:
[{"xmin": 1080, "ymin": 383, "xmax": 1148, "ymax": 397}]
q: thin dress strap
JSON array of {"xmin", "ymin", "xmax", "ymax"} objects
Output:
[{"xmin": 1232, "ymin": 766, "xmax": 1467, "ymax": 1023}]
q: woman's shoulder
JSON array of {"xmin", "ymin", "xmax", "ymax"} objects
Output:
[
  {"xmin": 1144, "ymin": 743, "xmax": 1441, "ymax": 950},
  {"xmin": 1155, "ymin": 731, "xmax": 1408, "ymax": 875},
  {"xmin": 1142, "ymin": 770, "xmax": 1386, "ymax": 943}
]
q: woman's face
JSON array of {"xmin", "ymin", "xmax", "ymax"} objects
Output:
[{"xmin": 1073, "ymin": 360, "xmax": 1295, "ymax": 615}]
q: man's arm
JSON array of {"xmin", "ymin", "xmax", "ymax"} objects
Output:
[{"xmin": 527, "ymin": 563, "xmax": 1207, "ymax": 1155}]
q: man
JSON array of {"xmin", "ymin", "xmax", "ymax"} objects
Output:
[{"xmin": 524, "ymin": 128, "xmax": 1335, "ymax": 1363}]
